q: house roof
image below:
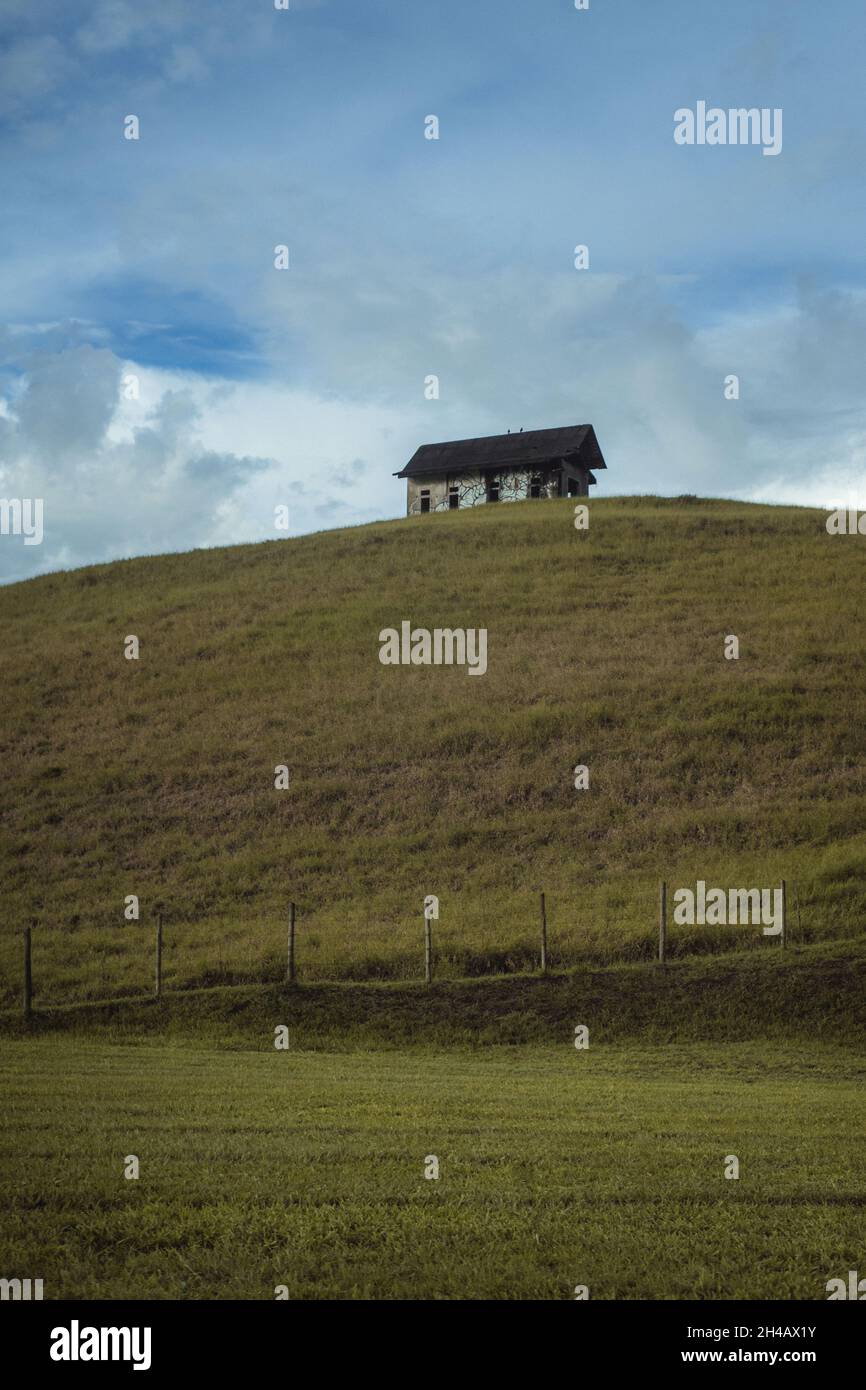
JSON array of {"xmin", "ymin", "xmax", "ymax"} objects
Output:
[{"xmin": 394, "ymin": 424, "xmax": 606, "ymax": 479}]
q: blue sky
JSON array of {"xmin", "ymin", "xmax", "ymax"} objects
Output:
[{"xmin": 1, "ymin": 0, "xmax": 865, "ymax": 581}]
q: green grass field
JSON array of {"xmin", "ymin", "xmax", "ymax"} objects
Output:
[{"xmin": 2, "ymin": 1037, "xmax": 864, "ymax": 1300}]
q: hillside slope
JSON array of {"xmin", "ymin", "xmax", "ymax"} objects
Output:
[{"xmin": 2, "ymin": 496, "xmax": 865, "ymax": 1005}]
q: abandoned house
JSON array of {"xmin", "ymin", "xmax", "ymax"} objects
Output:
[{"xmin": 395, "ymin": 424, "xmax": 606, "ymax": 515}]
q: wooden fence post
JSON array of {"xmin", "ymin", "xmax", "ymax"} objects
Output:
[
  {"xmin": 658, "ymin": 881, "xmax": 667, "ymax": 966},
  {"xmin": 23, "ymin": 927, "xmax": 32, "ymax": 1021},
  {"xmin": 286, "ymin": 902, "xmax": 296, "ymax": 984},
  {"xmin": 794, "ymin": 881, "xmax": 801, "ymax": 938},
  {"xmin": 155, "ymin": 914, "xmax": 163, "ymax": 999},
  {"xmin": 781, "ymin": 879, "xmax": 787, "ymax": 949},
  {"xmin": 424, "ymin": 911, "xmax": 432, "ymax": 985},
  {"xmin": 540, "ymin": 892, "xmax": 548, "ymax": 974}
]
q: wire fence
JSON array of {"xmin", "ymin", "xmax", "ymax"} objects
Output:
[{"xmin": 9, "ymin": 876, "xmax": 818, "ymax": 1019}]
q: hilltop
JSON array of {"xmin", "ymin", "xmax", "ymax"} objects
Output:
[{"xmin": 2, "ymin": 495, "xmax": 865, "ymax": 1007}]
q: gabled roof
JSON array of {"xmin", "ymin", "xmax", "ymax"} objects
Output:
[{"xmin": 394, "ymin": 424, "xmax": 606, "ymax": 478}]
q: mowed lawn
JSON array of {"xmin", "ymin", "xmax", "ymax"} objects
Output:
[{"xmin": 1, "ymin": 1040, "xmax": 864, "ymax": 1301}]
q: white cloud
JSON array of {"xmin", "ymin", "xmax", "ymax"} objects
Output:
[
  {"xmin": 0, "ymin": 347, "xmax": 417, "ymax": 583},
  {"xmin": 5, "ymin": 262, "xmax": 866, "ymax": 586}
]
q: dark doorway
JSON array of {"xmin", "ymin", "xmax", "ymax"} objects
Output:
[
  {"xmin": 530, "ymin": 475, "xmax": 542, "ymax": 499},
  {"xmin": 420, "ymin": 490, "xmax": 431, "ymax": 513},
  {"xmin": 487, "ymin": 477, "xmax": 500, "ymax": 503},
  {"xmin": 449, "ymin": 486, "xmax": 459, "ymax": 509}
]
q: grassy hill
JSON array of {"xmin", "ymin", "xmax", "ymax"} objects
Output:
[
  {"xmin": 2, "ymin": 495, "xmax": 865, "ymax": 1008},
  {"xmin": 4, "ymin": 940, "xmax": 866, "ymax": 1048}
]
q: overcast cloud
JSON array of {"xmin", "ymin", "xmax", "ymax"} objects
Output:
[{"xmin": 1, "ymin": 0, "xmax": 865, "ymax": 582}]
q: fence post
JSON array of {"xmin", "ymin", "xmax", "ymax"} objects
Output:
[
  {"xmin": 658, "ymin": 881, "xmax": 667, "ymax": 966},
  {"xmin": 424, "ymin": 912, "xmax": 432, "ymax": 985},
  {"xmin": 781, "ymin": 879, "xmax": 787, "ymax": 949},
  {"xmin": 286, "ymin": 902, "xmax": 296, "ymax": 984},
  {"xmin": 794, "ymin": 881, "xmax": 801, "ymax": 938},
  {"xmin": 23, "ymin": 927, "xmax": 32, "ymax": 1021},
  {"xmin": 155, "ymin": 914, "xmax": 163, "ymax": 999},
  {"xmin": 540, "ymin": 892, "xmax": 548, "ymax": 974}
]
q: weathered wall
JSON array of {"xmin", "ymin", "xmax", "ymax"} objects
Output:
[
  {"xmin": 407, "ymin": 465, "xmax": 586, "ymax": 515},
  {"xmin": 407, "ymin": 475, "xmax": 447, "ymax": 514},
  {"xmin": 407, "ymin": 473, "xmax": 487, "ymax": 514}
]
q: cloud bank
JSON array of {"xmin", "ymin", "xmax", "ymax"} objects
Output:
[{"xmin": 1, "ymin": 0, "xmax": 865, "ymax": 581}]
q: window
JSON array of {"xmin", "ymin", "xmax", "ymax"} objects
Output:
[
  {"xmin": 420, "ymin": 489, "xmax": 431, "ymax": 513},
  {"xmin": 449, "ymin": 485, "xmax": 459, "ymax": 509},
  {"xmin": 530, "ymin": 475, "xmax": 542, "ymax": 499},
  {"xmin": 487, "ymin": 477, "xmax": 500, "ymax": 503}
]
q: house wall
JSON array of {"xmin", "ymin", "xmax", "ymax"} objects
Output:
[
  {"xmin": 562, "ymin": 468, "xmax": 590, "ymax": 498},
  {"xmin": 407, "ymin": 464, "xmax": 587, "ymax": 515},
  {"xmin": 407, "ymin": 475, "xmax": 448, "ymax": 514}
]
